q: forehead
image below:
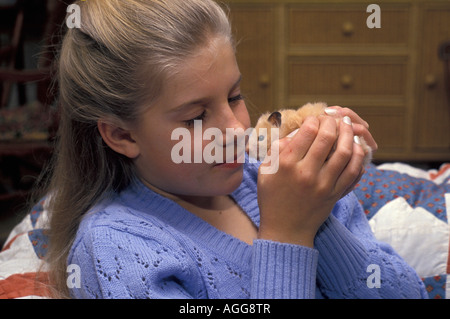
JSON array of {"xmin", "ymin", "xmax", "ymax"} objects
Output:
[{"xmin": 157, "ymin": 38, "xmax": 238, "ymax": 104}]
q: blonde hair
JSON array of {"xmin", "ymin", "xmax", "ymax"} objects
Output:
[{"xmin": 42, "ymin": 0, "xmax": 233, "ymax": 298}]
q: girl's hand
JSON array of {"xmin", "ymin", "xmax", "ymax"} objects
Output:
[
  {"xmin": 325, "ymin": 106, "xmax": 378, "ymax": 152},
  {"xmin": 257, "ymin": 114, "xmax": 366, "ymax": 248}
]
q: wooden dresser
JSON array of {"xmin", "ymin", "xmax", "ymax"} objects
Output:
[{"xmin": 223, "ymin": 0, "xmax": 450, "ymax": 162}]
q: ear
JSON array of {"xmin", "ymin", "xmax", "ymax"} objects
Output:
[
  {"xmin": 97, "ymin": 120, "xmax": 140, "ymax": 159},
  {"xmin": 268, "ymin": 111, "xmax": 282, "ymax": 127}
]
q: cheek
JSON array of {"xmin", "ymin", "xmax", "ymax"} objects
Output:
[
  {"xmin": 135, "ymin": 144, "xmax": 200, "ymax": 191},
  {"xmin": 133, "ymin": 125, "xmax": 179, "ymax": 171}
]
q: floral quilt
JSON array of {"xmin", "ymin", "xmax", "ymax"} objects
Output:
[{"xmin": 0, "ymin": 162, "xmax": 449, "ymax": 299}]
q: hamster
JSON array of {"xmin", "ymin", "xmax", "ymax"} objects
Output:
[{"xmin": 249, "ymin": 102, "xmax": 372, "ymax": 165}]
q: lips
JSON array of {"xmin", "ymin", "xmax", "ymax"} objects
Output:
[{"xmin": 214, "ymin": 150, "xmax": 245, "ymax": 168}]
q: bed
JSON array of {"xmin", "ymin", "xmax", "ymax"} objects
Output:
[{"xmin": 0, "ymin": 161, "xmax": 449, "ymax": 299}]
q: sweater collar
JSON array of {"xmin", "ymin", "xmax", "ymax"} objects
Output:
[{"xmin": 118, "ymin": 157, "xmax": 261, "ymax": 266}]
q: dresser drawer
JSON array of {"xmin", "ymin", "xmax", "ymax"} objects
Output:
[
  {"xmin": 287, "ymin": 57, "xmax": 407, "ymax": 96},
  {"xmin": 288, "ymin": 5, "xmax": 410, "ymax": 46},
  {"xmin": 351, "ymin": 107, "xmax": 407, "ymax": 153}
]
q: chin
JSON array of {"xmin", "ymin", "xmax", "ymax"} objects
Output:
[{"xmin": 216, "ymin": 169, "xmax": 245, "ymax": 195}]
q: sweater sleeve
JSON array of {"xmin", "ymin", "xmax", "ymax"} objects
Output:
[
  {"xmin": 250, "ymin": 240, "xmax": 319, "ymax": 299},
  {"xmin": 314, "ymin": 192, "xmax": 428, "ymax": 299},
  {"xmin": 68, "ymin": 220, "xmax": 204, "ymax": 299}
]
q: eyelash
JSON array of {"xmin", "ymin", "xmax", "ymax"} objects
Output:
[
  {"xmin": 183, "ymin": 94, "xmax": 244, "ymax": 127},
  {"xmin": 228, "ymin": 93, "xmax": 244, "ymax": 104},
  {"xmin": 184, "ymin": 111, "xmax": 207, "ymax": 127}
]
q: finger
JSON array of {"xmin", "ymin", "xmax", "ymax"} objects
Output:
[
  {"xmin": 323, "ymin": 116, "xmax": 355, "ymax": 181},
  {"xmin": 327, "ymin": 106, "xmax": 378, "ymax": 151},
  {"xmin": 327, "ymin": 106, "xmax": 369, "ymax": 129},
  {"xmin": 339, "ymin": 162, "xmax": 366, "ymax": 198},
  {"xmin": 281, "ymin": 116, "xmax": 320, "ymax": 162},
  {"xmin": 302, "ymin": 115, "xmax": 339, "ymax": 169},
  {"xmin": 352, "ymin": 123, "xmax": 378, "ymax": 152},
  {"xmin": 334, "ymin": 138, "xmax": 366, "ymax": 195}
]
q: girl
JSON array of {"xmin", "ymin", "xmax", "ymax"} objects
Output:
[{"xmin": 43, "ymin": 0, "xmax": 427, "ymax": 298}]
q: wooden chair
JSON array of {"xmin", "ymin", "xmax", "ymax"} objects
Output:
[
  {"xmin": 0, "ymin": 0, "xmax": 26, "ymax": 107},
  {"xmin": 0, "ymin": 0, "xmax": 68, "ymax": 231},
  {"xmin": 0, "ymin": 0, "xmax": 69, "ymax": 108}
]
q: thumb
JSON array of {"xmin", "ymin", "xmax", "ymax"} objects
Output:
[
  {"xmin": 261, "ymin": 130, "xmax": 295, "ymax": 165},
  {"xmin": 276, "ymin": 128, "xmax": 300, "ymax": 154}
]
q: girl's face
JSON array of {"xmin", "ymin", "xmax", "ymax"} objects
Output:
[{"xmin": 130, "ymin": 37, "xmax": 251, "ymax": 199}]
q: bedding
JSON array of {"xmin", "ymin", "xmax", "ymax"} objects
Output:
[
  {"xmin": 0, "ymin": 162, "xmax": 449, "ymax": 299},
  {"xmin": 353, "ymin": 162, "xmax": 450, "ymax": 299},
  {"xmin": 0, "ymin": 198, "xmax": 50, "ymax": 298}
]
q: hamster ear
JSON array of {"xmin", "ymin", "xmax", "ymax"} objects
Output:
[{"xmin": 268, "ymin": 111, "xmax": 282, "ymax": 127}]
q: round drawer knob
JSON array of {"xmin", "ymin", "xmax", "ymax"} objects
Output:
[
  {"xmin": 424, "ymin": 74, "xmax": 437, "ymax": 88},
  {"xmin": 259, "ymin": 74, "xmax": 270, "ymax": 88},
  {"xmin": 341, "ymin": 74, "xmax": 354, "ymax": 88},
  {"xmin": 342, "ymin": 21, "xmax": 354, "ymax": 36}
]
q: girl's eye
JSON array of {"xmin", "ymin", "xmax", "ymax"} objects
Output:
[
  {"xmin": 228, "ymin": 94, "xmax": 244, "ymax": 105},
  {"xmin": 183, "ymin": 94, "xmax": 243, "ymax": 127},
  {"xmin": 184, "ymin": 111, "xmax": 206, "ymax": 127}
]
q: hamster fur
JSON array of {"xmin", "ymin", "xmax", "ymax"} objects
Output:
[{"xmin": 249, "ymin": 102, "xmax": 372, "ymax": 165}]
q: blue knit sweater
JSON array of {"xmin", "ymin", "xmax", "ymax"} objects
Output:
[{"xmin": 68, "ymin": 158, "xmax": 427, "ymax": 299}]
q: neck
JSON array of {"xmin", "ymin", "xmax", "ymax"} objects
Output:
[{"xmin": 139, "ymin": 177, "xmax": 232, "ymax": 211}]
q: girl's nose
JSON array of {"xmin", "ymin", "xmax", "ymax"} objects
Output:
[{"xmin": 221, "ymin": 111, "xmax": 248, "ymax": 148}]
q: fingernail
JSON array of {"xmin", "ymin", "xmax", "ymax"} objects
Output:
[
  {"xmin": 343, "ymin": 116, "xmax": 352, "ymax": 125},
  {"xmin": 324, "ymin": 108, "xmax": 338, "ymax": 115},
  {"xmin": 287, "ymin": 128, "xmax": 299, "ymax": 138},
  {"xmin": 354, "ymin": 136, "xmax": 361, "ymax": 145}
]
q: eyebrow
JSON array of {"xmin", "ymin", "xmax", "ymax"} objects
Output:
[{"xmin": 172, "ymin": 74, "xmax": 243, "ymax": 112}]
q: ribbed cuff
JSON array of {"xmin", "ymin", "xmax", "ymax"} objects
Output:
[
  {"xmin": 251, "ymin": 239, "xmax": 318, "ymax": 299},
  {"xmin": 314, "ymin": 214, "xmax": 369, "ymax": 294}
]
